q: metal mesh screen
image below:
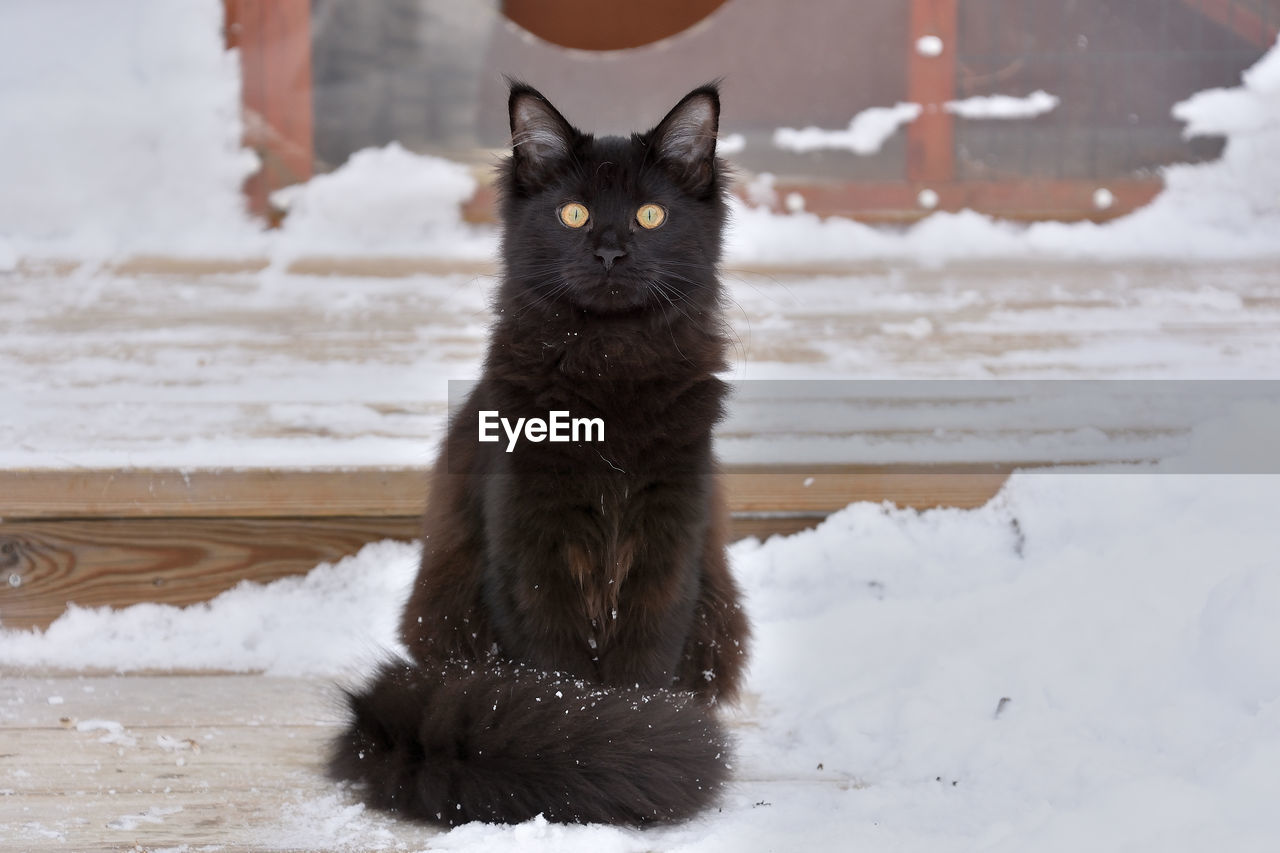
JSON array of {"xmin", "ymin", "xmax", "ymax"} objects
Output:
[{"xmin": 953, "ymin": 0, "xmax": 1279, "ymax": 180}]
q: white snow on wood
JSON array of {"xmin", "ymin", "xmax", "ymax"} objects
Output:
[
  {"xmin": 270, "ymin": 142, "xmax": 494, "ymax": 262},
  {"xmin": 945, "ymin": 89, "xmax": 1060, "ymax": 119},
  {"xmin": 770, "ymin": 91, "xmax": 1057, "ymax": 157},
  {"xmin": 773, "ymin": 102, "xmax": 924, "ymax": 155},
  {"xmin": 916, "ymin": 34, "xmax": 945, "ymax": 57}
]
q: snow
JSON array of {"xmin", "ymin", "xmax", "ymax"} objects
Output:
[
  {"xmin": 915, "ymin": 35, "xmax": 945, "ymax": 58},
  {"xmin": 107, "ymin": 806, "xmax": 183, "ymax": 832},
  {"xmin": 945, "ymin": 90, "xmax": 1060, "ymax": 120},
  {"xmin": 771, "ymin": 92, "xmax": 1057, "ymax": 156},
  {"xmin": 0, "ymin": 0, "xmax": 263, "ymax": 261},
  {"xmin": 270, "ymin": 143, "xmax": 496, "ymax": 263},
  {"xmin": 916, "ymin": 187, "xmax": 940, "ymax": 209},
  {"xmin": 4, "ymin": 424, "xmax": 1280, "ymax": 848},
  {"xmin": 716, "ymin": 133, "xmax": 746, "ymax": 155},
  {"xmin": 6, "ymin": 264, "xmax": 1278, "ymax": 470},
  {"xmin": 0, "ymin": 539, "xmax": 414, "ymax": 675},
  {"xmin": 773, "ymin": 102, "xmax": 923, "ymax": 155}
]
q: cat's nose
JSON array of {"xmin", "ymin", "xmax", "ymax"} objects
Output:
[{"xmin": 595, "ymin": 246, "xmax": 626, "ymax": 270}]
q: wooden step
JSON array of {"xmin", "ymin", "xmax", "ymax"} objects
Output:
[
  {"xmin": 0, "ymin": 672, "xmax": 847, "ymax": 851},
  {"xmin": 0, "ymin": 466, "xmax": 1010, "ymax": 630}
]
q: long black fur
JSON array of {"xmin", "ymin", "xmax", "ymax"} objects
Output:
[
  {"xmin": 328, "ymin": 660, "xmax": 729, "ymax": 825},
  {"xmin": 329, "ymin": 82, "xmax": 749, "ymax": 827}
]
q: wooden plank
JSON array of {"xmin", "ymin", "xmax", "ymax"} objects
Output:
[
  {"xmin": 2, "ymin": 782, "xmax": 443, "ymax": 852},
  {"xmin": 0, "ymin": 517, "xmax": 421, "ymax": 630},
  {"xmin": 0, "ymin": 467, "xmax": 1008, "ymax": 522},
  {"xmin": 724, "ymin": 467, "xmax": 1009, "ymax": 514},
  {"xmin": 0, "ymin": 672, "xmax": 834, "ymax": 851},
  {"xmin": 770, "ymin": 178, "xmax": 1164, "ymax": 223},
  {"xmin": 0, "ymin": 515, "xmax": 821, "ymax": 625},
  {"xmin": 906, "ymin": 0, "xmax": 958, "ymax": 183},
  {"xmin": 283, "ymin": 255, "xmax": 496, "ymax": 278},
  {"xmin": 1, "ymin": 674, "xmax": 337, "ymax": 728},
  {"xmin": 0, "ymin": 469, "xmax": 428, "ymax": 520},
  {"xmin": 0, "ymin": 674, "xmax": 427, "ymax": 853},
  {"xmin": 2, "ymin": 726, "xmax": 332, "ymax": 776},
  {"xmin": 0, "ymin": 476, "xmax": 1007, "ymax": 630}
]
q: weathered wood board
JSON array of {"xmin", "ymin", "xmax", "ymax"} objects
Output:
[
  {"xmin": 0, "ymin": 673, "xmax": 440, "ymax": 852},
  {"xmin": 0, "ymin": 466, "xmax": 1010, "ymax": 521},
  {"xmin": 0, "ymin": 516, "xmax": 422, "ymax": 629},
  {"xmin": 0, "ymin": 673, "xmax": 835, "ymax": 852},
  {"xmin": 0, "ymin": 467, "xmax": 1008, "ymax": 630}
]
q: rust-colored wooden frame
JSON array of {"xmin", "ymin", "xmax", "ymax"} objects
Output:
[
  {"xmin": 769, "ymin": 178, "xmax": 1165, "ymax": 223},
  {"xmin": 223, "ymin": 0, "xmax": 314, "ymax": 221},
  {"xmin": 906, "ymin": 0, "xmax": 958, "ymax": 184}
]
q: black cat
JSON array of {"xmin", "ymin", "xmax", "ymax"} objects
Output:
[{"xmin": 328, "ymin": 81, "xmax": 749, "ymax": 826}]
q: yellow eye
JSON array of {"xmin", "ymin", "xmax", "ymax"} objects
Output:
[
  {"xmin": 559, "ymin": 203, "xmax": 589, "ymax": 228},
  {"xmin": 636, "ymin": 203, "xmax": 666, "ymax": 229}
]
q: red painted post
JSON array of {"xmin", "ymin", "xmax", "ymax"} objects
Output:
[
  {"xmin": 905, "ymin": 0, "xmax": 958, "ymax": 185},
  {"xmin": 223, "ymin": 0, "xmax": 314, "ymax": 223}
]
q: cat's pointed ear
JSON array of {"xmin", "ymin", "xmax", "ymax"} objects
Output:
[
  {"xmin": 648, "ymin": 84, "xmax": 720, "ymax": 193},
  {"xmin": 509, "ymin": 82, "xmax": 576, "ymax": 188}
]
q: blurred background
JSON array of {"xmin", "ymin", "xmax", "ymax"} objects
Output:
[{"xmin": 233, "ymin": 0, "xmax": 1279, "ymax": 222}]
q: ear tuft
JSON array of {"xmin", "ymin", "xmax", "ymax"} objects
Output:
[
  {"xmin": 508, "ymin": 82, "xmax": 576, "ymax": 188},
  {"xmin": 649, "ymin": 85, "xmax": 720, "ymax": 192}
]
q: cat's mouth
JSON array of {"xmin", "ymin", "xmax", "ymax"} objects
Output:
[{"xmin": 568, "ymin": 275, "xmax": 652, "ymax": 315}]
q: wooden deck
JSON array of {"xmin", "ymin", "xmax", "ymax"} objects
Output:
[
  {"xmin": 0, "ymin": 671, "xmax": 441, "ymax": 850},
  {"xmin": 2, "ymin": 257, "xmax": 1278, "ymax": 848},
  {"xmin": 4, "ymin": 258, "xmax": 1280, "ymax": 629},
  {"xmin": 0, "ymin": 671, "xmax": 816, "ymax": 851}
]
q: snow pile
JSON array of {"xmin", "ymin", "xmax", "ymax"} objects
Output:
[
  {"xmin": 3, "ymin": 414, "xmax": 1280, "ymax": 846},
  {"xmin": 0, "ymin": 0, "xmax": 263, "ymax": 260},
  {"xmin": 774, "ymin": 103, "xmax": 924, "ymax": 155},
  {"xmin": 1104, "ymin": 38, "xmax": 1280, "ymax": 255},
  {"xmin": 271, "ymin": 142, "xmax": 496, "ymax": 262},
  {"xmin": 0, "ymin": 539, "xmax": 415, "ymax": 675}
]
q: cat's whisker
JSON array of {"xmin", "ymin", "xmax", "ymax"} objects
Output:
[
  {"xmin": 647, "ymin": 266, "xmax": 749, "ymax": 367},
  {"xmin": 643, "ymin": 278, "xmax": 692, "ymax": 363},
  {"xmin": 510, "ymin": 275, "xmax": 575, "ymax": 320}
]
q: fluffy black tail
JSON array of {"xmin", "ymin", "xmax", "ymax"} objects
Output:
[{"xmin": 328, "ymin": 660, "xmax": 731, "ymax": 826}]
